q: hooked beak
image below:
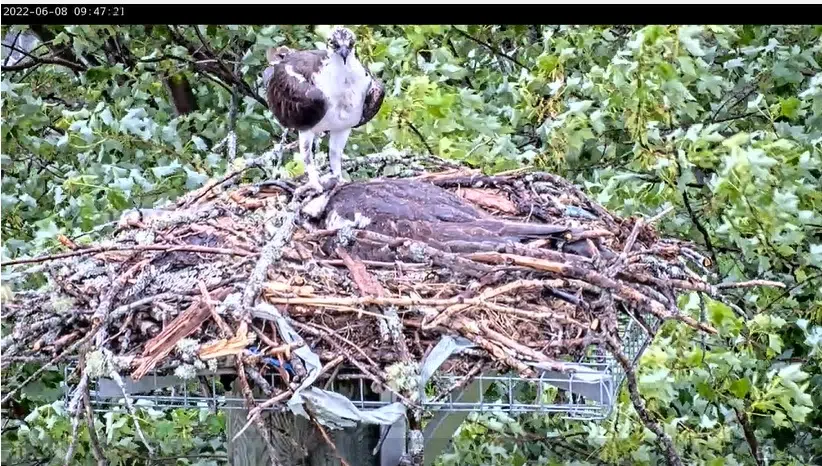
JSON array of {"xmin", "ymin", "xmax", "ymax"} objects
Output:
[{"xmin": 337, "ymin": 45, "xmax": 350, "ymax": 63}]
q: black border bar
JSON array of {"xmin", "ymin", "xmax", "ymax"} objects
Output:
[{"xmin": 2, "ymin": 4, "xmax": 822, "ymax": 26}]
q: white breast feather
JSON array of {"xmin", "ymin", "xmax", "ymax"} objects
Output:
[
  {"xmin": 325, "ymin": 209, "xmax": 372, "ymax": 230},
  {"xmin": 312, "ymin": 56, "xmax": 371, "ymax": 132}
]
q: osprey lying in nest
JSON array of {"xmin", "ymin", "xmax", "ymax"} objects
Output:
[{"xmin": 1, "ymin": 156, "xmax": 779, "ymax": 439}]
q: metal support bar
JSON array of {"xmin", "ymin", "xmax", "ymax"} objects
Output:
[
  {"xmin": 379, "ymin": 391, "xmax": 407, "ymax": 466},
  {"xmin": 422, "ymin": 371, "xmax": 497, "ymax": 466},
  {"xmin": 538, "ymin": 369, "xmax": 615, "ymax": 406}
]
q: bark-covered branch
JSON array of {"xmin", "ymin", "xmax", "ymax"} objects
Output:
[
  {"xmin": 0, "ymin": 41, "xmax": 86, "ymax": 73},
  {"xmin": 166, "ymin": 25, "xmax": 268, "ymax": 108}
]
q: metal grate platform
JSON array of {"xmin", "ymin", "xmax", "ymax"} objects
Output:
[
  {"xmin": 67, "ymin": 306, "xmax": 662, "ymax": 421},
  {"xmin": 59, "ymin": 306, "xmax": 666, "ymax": 466},
  {"xmin": 74, "ymin": 362, "xmax": 614, "ymax": 419}
]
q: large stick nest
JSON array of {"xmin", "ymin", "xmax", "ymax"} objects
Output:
[{"xmin": 3, "ymin": 155, "xmax": 771, "ymax": 410}]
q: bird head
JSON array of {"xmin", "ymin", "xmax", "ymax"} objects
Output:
[{"xmin": 327, "ymin": 26, "xmax": 356, "ymax": 64}]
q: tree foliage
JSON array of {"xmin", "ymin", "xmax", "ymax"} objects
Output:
[{"xmin": 1, "ymin": 24, "xmax": 821, "ymax": 466}]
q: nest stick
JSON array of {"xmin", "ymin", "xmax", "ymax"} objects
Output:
[
  {"xmin": 236, "ymin": 351, "xmax": 347, "ymax": 443},
  {"xmin": 307, "ymin": 405, "xmax": 352, "ymax": 466},
  {"xmin": 308, "ymin": 325, "xmax": 416, "ymax": 407},
  {"xmin": 622, "ymin": 218, "xmax": 645, "ymax": 255},
  {"xmin": 267, "ymin": 294, "xmax": 538, "ymax": 309},
  {"xmin": 470, "ymin": 251, "xmax": 718, "ymax": 334},
  {"xmin": 424, "ymin": 279, "xmax": 563, "ymax": 329},
  {"xmin": 429, "ymin": 362, "xmax": 484, "ymax": 404},
  {"xmin": 109, "ymin": 369, "xmax": 155, "ymax": 456},
  {"xmin": 477, "ymin": 321, "xmax": 572, "ymax": 372},
  {"xmin": 298, "ymin": 321, "xmax": 383, "ymax": 376},
  {"xmin": 240, "ymin": 204, "xmax": 298, "ymax": 317},
  {"xmin": 179, "ymin": 140, "xmax": 298, "ymax": 208},
  {"xmin": 647, "ymin": 205, "xmax": 675, "ymax": 225},
  {"xmin": 92, "ymin": 259, "xmax": 148, "ymax": 336},
  {"xmin": 1, "ymin": 243, "xmax": 255, "ymax": 267},
  {"xmin": 233, "ymin": 357, "xmax": 283, "ymax": 465},
  {"xmin": 1, "ymin": 323, "xmax": 103, "ymax": 405},
  {"xmin": 480, "ymin": 301, "xmax": 588, "ymax": 330},
  {"xmin": 83, "ymin": 378, "xmax": 107, "ymax": 465},
  {"xmin": 231, "ymin": 389, "xmax": 292, "ymax": 443},
  {"xmin": 199, "ymin": 280, "xmax": 233, "ymax": 338},
  {"xmin": 62, "ymin": 372, "xmax": 88, "ymax": 466},
  {"xmin": 322, "ymin": 355, "xmax": 346, "ymax": 390},
  {"xmin": 715, "ymin": 279, "xmax": 785, "ymax": 289},
  {"xmin": 451, "ymin": 318, "xmax": 535, "ymax": 377}
]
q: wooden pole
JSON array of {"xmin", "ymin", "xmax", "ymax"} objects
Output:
[{"xmin": 226, "ymin": 379, "xmax": 382, "ymax": 466}]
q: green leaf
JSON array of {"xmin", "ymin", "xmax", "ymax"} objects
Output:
[
  {"xmin": 780, "ymin": 97, "xmax": 801, "ymax": 120},
  {"xmin": 537, "ymin": 54, "xmax": 559, "ymax": 73},
  {"xmin": 677, "ymin": 56, "xmax": 697, "ymax": 77},
  {"xmin": 639, "ymin": 368, "xmax": 670, "ymax": 385},
  {"xmin": 729, "ymin": 378, "xmax": 751, "ymax": 398},
  {"xmin": 698, "ymin": 414, "xmax": 717, "ymax": 429},
  {"xmin": 768, "ymin": 334, "xmax": 784, "ymax": 354},
  {"xmin": 85, "ymin": 66, "xmax": 113, "ymax": 82},
  {"xmin": 568, "ymin": 100, "xmax": 593, "ymax": 114},
  {"xmin": 106, "ymin": 190, "xmax": 129, "ymax": 210},
  {"xmin": 721, "ymin": 132, "xmax": 749, "ymax": 148},
  {"xmin": 706, "ymin": 299, "xmax": 739, "ymax": 332},
  {"xmin": 155, "ymin": 420, "xmax": 175, "ymax": 439},
  {"xmin": 152, "ymin": 160, "xmax": 182, "ymax": 178},
  {"xmin": 484, "ymin": 419, "xmax": 505, "ymax": 432}
]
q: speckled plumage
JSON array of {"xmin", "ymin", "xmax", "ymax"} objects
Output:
[{"xmin": 321, "ymin": 179, "xmax": 580, "ymax": 260}]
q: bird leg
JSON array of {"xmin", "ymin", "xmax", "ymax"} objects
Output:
[
  {"xmin": 313, "ymin": 132, "xmax": 323, "ymax": 158},
  {"xmin": 327, "ymin": 128, "xmax": 351, "ymax": 183},
  {"xmin": 273, "ymin": 129, "xmax": 289, "ymax": 168},
  {"xmin": 297, "ymin": 130, "xmax": 323, "ymax": 193}
]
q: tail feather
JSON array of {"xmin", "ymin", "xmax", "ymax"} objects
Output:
[{"xmin": 471, "ymin": 219, "xmax": 570, "ymax": 237}]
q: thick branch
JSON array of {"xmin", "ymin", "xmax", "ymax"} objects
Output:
[
  {"xmin": 166, "ymin": 25, "xmax": 267, "ymax": 108},
  {"xmin": 681, "ymin": 186, "xmax": 717, "ymax": 264},
  {"xmin": 735, "ymin": 408, "xmax": 763, "ymax": 466},
  {"xmin": 0, "ymin": 42, "xmax": 85, "ymax": 73},
  {"xmin": 605, "ymin": 337, "xmax": 683, "ymax": 466}
]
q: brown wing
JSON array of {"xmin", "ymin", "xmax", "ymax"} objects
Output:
[
  {"xmin": 354, "ymin": 71, "xmax": 385, "ymax": 128},
  {"xmin": 320, "ymin": 178, "xmax": 591, "ymax": 262},
  {"xmin": 325, "ymin": 179, "xmax": 486, "ymax": 224},
  {"xmin": 325, "ymin": 179, "xmax": 571, "ymax": 242},
  {"xmin": 264, "ymin": 49, "xmax": 329, "ymax": 131}
]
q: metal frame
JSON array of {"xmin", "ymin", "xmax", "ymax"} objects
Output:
[
  {"xmin": 64, "ymin": 309, "xmax": 663, "ymax": 466},
  {"xmin": 75, "ymin": 363, "xmax": 615, "ymax": 417},
  {"xmin": 69, "ymin": 313, "xmax": 662, "ymax": 417}
]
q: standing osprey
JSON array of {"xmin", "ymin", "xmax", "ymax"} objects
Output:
[{"xmin": 263, "ymin": 26, "xmax": 385, "ymax": 192}]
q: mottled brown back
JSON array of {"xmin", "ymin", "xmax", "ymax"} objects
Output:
[
  {"xmin": 324, "ymin": 179, "xmax": 575, "ymax": 256},
  {"xmin": 326, "ymin": 179, "xmax": 488, "ymax": 224},
  {"xmin": 264, "ymin": 49, "xmax": 329, "ymax": 131}
]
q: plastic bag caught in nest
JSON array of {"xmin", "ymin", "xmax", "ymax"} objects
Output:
[{"xmin": 1, "ymin": 163, "xmax": 781, "ymax": 414}]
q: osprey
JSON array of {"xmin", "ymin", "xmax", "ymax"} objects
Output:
[
  {"xmin": 318, "ymin": 179, "xmax": 609, "ymax": 261},
  {"xmin": 263, "ymin": 26, "xmax": 385, "ymax": 192}
]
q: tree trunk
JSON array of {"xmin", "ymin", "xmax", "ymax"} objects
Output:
[{"xmin": 226, "ymin": 379, "xmax": 381, "ymax": 466}]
